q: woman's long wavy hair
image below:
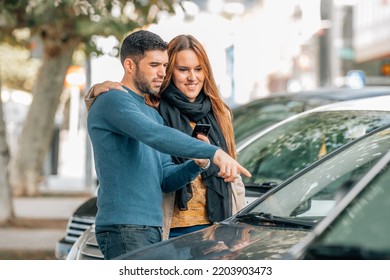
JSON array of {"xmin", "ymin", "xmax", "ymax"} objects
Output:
[{"xmin": 146, "ymin": 34, "xmax": 237, "ymax": 158}]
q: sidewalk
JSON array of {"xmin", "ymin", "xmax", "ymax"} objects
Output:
[
  {"xmin": 0, "ymin": 128, "xmax": 96, "ymax": 259},
  {"xmin": 0, "ymin": 176, "xmax": 94, "ymax": 259}
]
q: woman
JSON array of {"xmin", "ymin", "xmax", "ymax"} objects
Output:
[{"xmin": 86, "ymin": 34, "xmax": 245, "ymax": 239}]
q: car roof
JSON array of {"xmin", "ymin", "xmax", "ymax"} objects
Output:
[
  {"xmin": 309, "ymin": 95, "xmax": 390, "ymax": 112},
  {"xmin": 237, "ymin": 95, "xmax": 390, "ymax": 151},
  {"xmin": 234, "ymin": 86, "xmax": 390, "ymax": 111},
  {"xmin": 264, "ymin": 86, "xmax": 390, "ymax": 100}
]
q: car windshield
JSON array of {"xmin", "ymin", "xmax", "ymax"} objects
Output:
[
  {"xmin": 233, "ymin": 97, "xmax": 307, "ymax": 144},
  {"xmin": 238, "ymin": 110, "xmax": 390, "ymax": 185},
  {"xmin": 305, "ymin": 154, "xmax": 390, "ymax": 259},
  {"xmin": 245, "ymin": 126, "xmax": 390, "ymax": 225}
]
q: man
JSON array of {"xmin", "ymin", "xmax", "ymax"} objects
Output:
[{"xmin": 87, "ymin": 30, "xmax": 250, "ymax": 259}]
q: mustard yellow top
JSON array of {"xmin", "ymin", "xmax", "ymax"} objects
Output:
[
  {"xmin": 170, "ymin": 121, "xmax": 211, "ymax": 228},
  {"xmin": 170, "ymin": 175, "xmax": 211, "ymax": 228}
]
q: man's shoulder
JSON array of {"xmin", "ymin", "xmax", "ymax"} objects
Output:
[
  {"xmin": 92, "ymin": 89, "xmax": 132, "ymax": 107},
  {"xmin": 101, "ymin": 88, "xmax": 129, "ymax": 100}
]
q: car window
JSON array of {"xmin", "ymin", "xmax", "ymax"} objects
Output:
[
  {"xmin": 233, "ymin": 97, "xmax": 307, "ymax": 144},
  {"xmin": 232, "ymin": 97, "xmax": 338, "ymax": 145},
  {"xmin": 249, "ymin": 126, "xmax": 390, "ymax": 222},
  {"xmin": 238, "ymin": 111, "xmax": 390, "ymax": 185},
  {"xmin": 304, "ymin": 98, "xmax": 334, "ymax": 110},
  {"xmin": 314, "ymin": 159, "xmax": 390, "ymax": 253}
]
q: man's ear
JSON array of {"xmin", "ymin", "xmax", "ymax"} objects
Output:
[{"xmin": 123, "ymin": 58, "xmax": 136, "ymax": 73}]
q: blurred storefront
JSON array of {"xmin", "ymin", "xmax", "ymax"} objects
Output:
[{"xmin": 353, "ymin": 0, "xmax": 390, "ymax": 85}]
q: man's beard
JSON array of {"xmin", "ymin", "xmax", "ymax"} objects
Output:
[{"xmin": 134, "ymin": 68, "xmax": 160, "ymax": 95}]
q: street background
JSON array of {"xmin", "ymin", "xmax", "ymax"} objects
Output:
[
  {"xmin": 1, "ymin": 0, "xmax": 390, "ymax": 260},
  {"xmin": 0, "ymin": 129, "xmax": 92, "ymax": 259}
]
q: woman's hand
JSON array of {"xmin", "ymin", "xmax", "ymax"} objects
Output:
[
  {"xmin": 92, "ymin": 81, "xmax": 125, "ymax": 97},
  {"xmin": 194, "ymin": 158, "xmax": 210, "ymax": 170},
  {"xmin": 193, "ymin": 133, "xmax": 211, "ymax": 170},
  {"xmin": 195, "ymin": 133, "xmax": 210, "ymax": 144}
]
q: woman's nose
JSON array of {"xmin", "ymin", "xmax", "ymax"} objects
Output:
[{"xmin": 187, "ymin": 70, "xmax": 195, "ymax": 80}]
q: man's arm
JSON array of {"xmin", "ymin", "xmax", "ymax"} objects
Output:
[
  {"xmin": 89, "ymin": 87, "xmax": 251, "ymax": 182},
  {"xmin": 160, "ymin": 155, "xmax": 204, "ymax": 193}
]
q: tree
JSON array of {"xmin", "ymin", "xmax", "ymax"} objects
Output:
[
  {"xmin": 0, "ymin": 77, "xmax": 14, "ymax": 224},
  {"xmin": 0, "ymin": 0, "xmax": 178, "ymax": 196}
]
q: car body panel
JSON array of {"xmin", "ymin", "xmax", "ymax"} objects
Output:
[
  {"xmin": 55, "ymin": 197, "xmax": 96, "ymax": 259},
  {"xmin": 66, "ymin": 225, "xmax": 102, "ymax": 260},
  {"xmin": 116, "ymin": 223, "xmax": 308, "ymax": 260}
]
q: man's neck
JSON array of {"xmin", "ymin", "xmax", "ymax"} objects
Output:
[{"xmin": 121, "ymin": 79, "xmax": 145, "ymax": 97}]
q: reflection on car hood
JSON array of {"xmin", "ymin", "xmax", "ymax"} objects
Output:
[{"xmin": 117, "ymin": 223, "xmax": 308, "ymax": 260}]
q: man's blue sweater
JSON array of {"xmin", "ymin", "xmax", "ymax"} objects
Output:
[{"xmin": 87, "ymin": 87, "xmax": 219, "ymax": 227}]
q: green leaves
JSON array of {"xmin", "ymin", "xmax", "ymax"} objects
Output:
[{"xmin": 1, "ymin": 0, "xmax": 179, "ymax": 53}]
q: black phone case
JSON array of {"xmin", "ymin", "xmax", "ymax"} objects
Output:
[{"xmin": 192, "ymin": 124, "xmax": 211, "ymax": 137}]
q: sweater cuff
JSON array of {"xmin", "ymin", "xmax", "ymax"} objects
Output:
[{"xmin": 84, "ymin": 85, "xmax": 96, "ymax": 111}]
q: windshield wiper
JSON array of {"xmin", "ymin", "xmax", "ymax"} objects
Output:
[
  {"xmin": 245, "ymin": 182, "xmax": 278, "ymax": 189},
  {"xmin": 304, "ymin": 244, "xmax": 390, "ymax": 260},
  {"xmin": 235, "ymin": 212, "xmax": 313, "ymax": 229},
  {"xmin": 244, "ymin": 182, "xmax": 278, "ymax": 197}
]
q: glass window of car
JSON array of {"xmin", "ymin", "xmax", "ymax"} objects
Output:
[
  {"xmin": 314, "ymin": 158, "xmax": 390, "ymax": 254},
  {"xmin": 233, "ymin": 97, "xmax": 307, "ymax": 144},
  {"xmin": 238, "ymin": 110, "xmax": 390, "ymax": 185},
  {"xmin": 232, "ymin": 96, "xmax": 338, "ymax": 145},
  {"xmin": 247, "ymin": 126, "xmax": 390, "ymax": 224}
]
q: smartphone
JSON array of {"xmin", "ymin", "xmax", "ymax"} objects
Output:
[{"xmin": 191, "ymin": 123, "xmax": 211, "ymax": 138}]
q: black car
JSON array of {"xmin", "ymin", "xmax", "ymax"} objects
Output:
[
  {"xmin": 68, "ymin": 122, "xmax": 390, "ymax": 260},
  {"xmin": 56, "ymin": 87, "xmax": 390, "ymax": 259}
]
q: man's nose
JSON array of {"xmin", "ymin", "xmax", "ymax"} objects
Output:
[{"xmin": 157, "ymin": 66, "xmax": 166, "ymax": 77}]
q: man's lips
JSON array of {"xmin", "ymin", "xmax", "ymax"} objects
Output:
[{"xmin": 153, "ymin": 80, "xmax": 163, "ymax": 86}]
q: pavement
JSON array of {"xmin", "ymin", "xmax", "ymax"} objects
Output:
[{"xmin": 0, "ymin": 175, "xmax": 96, "ymax": 260}]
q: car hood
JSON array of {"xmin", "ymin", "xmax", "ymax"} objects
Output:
[{"xmin": 118, "ymin": 223, "xmax": 308, "ymax": 260}]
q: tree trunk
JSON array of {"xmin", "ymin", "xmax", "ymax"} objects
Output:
[
  {"xmin": 10, "ymin": 39, "xmax": 79, "ymax": 197},
  {"xmin": 0, "ymin": 85, "xmax": 14, "ymax": 225}
]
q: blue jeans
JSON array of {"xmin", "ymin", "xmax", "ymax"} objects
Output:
[{"xmin": 95, "ymin": 224, "xmax": 162, "ymax": 260}]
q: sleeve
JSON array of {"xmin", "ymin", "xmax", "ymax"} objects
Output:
[
  {"xmin": 231, "ymin": 175, "xmax": 246, "ymax": 214},
  {"xmin": 90, "ymin": 90, "xmax": 219, "ymax": 160},
  {"xmin": 84, "ymin": 85, "xmax": 97, "ymax": 111},
  {"xmin": 160, "ymin": 153, "xmax": 202, "ymax": 193}
]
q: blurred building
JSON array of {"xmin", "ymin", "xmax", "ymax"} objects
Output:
[
  {"xmin": 353, "ymin": 0, "xmax": 390, "ymax": 85},
  {"xmin": 149, "ymin": 0, "xmax": 324, "ymax": 107},
  {"xmin": 178, "ymin": 0, "xmax": 390, "ymax": 104}
]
